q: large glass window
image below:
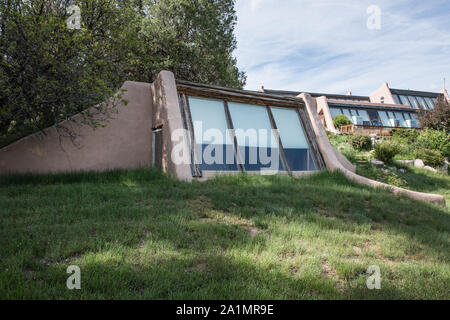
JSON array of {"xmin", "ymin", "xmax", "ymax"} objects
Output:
[
  {"xmin": 399, "ymin": 95, "xmax": 411, "ymax": 106},
  {"xmin": 394, "ymin": 112, "xmax": 407, "ymax": 127},
  {"xmin": 271, "ymin": 107, "xmax": 315, "ymax": 171},
  {"xmin": 189, "ymin": 97, "xmax": 238, "ymax": 171},
  {"xmin": 228, "ymin": 102, "xmax": 284, "ymax": 172},
  {"xmin": 416, "ymin": 96, "xmax": 428, "ymax": 109},
  {"xmin": 342, "ymin": 109, "xmax": 353, "ymax": 123},
  {"xmin": 378, "ymin": 111, "xmax": 391, "ymax": 126},
  {"xmin": 424, "ymin": 97, "xmax": 434, "ymax": 109},
  {"xmin": 393, "ymin": 95, "xmax": 401, "ymax": 105},
  {"xmin": 358, "ymin": 110, "xmax": 371, "ymax": 124},
  {"xmin": 329, "ymin": 107, "xmax": 342, "ymax": 119},
  {"xmin": 407, "ymin": 96, "xmax": 420, "ymax": 109}
]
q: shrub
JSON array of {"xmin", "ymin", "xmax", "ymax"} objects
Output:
[
  {"xmin": 333, "ymin": 115, "xmax": 352, "ymax": 129},
  {"xmin": 391, "ymin": 129, "xmax": 420, "ymax": 144},
  {"xmin": 374, "ymin": 141, "xmax": 400, "ymax": 163},
  {"xmin": 326, "ymin": 131, "xmax": 336, "ymax": 140},
  {"xmin": 416, "ymin": 129, "xmax": 450, "ymax": 157},
  {"xmin": 348, "ymin": 134, "xmax": 372, "ymax": 151},
  {"xmin": 414, "ymin": 148, "xmax": 445, "ymax": 168}
]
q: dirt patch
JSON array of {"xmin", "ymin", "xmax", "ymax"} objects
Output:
[{"xmin": 321, "ymin": 260, "xmax": 345, "ymax": 290}]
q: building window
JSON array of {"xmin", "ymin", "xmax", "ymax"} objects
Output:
[
  {"xmin": 271, "ymin": 107, "xmax": 315, "ymax": 171},
  {"xmin": 393, "ymin": 95, "xmax": 401, "ymax": 105},
  {"xmin": 380, "ymin": 96, "xmax": 385, "ymax": 104},
  {"xmin": 407, "ymin": 96, "xmax": 420, "ymax": 109},
  {"xmin": 378, "ymin": 111, "xmax": 391, "ymax": 126},
  {"xmin": 329, "ymin": 107, "xmax": 342, "ymax": 119},
  {"xmin": 189, "ymin": 97, "xmax": 238, "ymax": 171},
  {"xmin": 424, "ymin": 97, "xmax": 434, "ymax": 109},
  {"xmin": 399, "ymin": 95, "xmax": 411, "ymax": 106},
  {"xmin": 228, "ymin": 102, "xmax": 285, "ymax": 172}
]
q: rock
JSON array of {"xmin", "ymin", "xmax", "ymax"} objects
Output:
[
  {"xmin": 443, "ymin": 161, "xmax": 449, "ymax": 171},
  {"xmin": 389, "ymin": 167, "xmax": 397, "ymax": 171},
  {"xmin": 382, "ymin": 168, "xmax": 390, "ymax": 174},
  {"xmin": 423, "ymin": 166, "xmax": 437, "ymax": 173},
  {"xmin": 399, "ymin": 168, "xmax": 406, "ymax": 173},
  {"xmin": 414, "ymin": 159, "xmax": 425, "ymax": 168},
  {"xmin": 369, "ymin": 159, "xmax": 384, "ymax": 166}
]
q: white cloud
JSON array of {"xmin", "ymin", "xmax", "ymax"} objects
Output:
[{"xmin": 234, "ymin": 0, "xmax": 450, "ymax": 95}]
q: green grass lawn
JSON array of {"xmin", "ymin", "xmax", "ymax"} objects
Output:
[{"xmin": 0, "ymin": 168, "xmax": 449, "ymax": 299}]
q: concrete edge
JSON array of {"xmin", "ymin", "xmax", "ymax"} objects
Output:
[{"xmin": 298, "ymin": 93, "xmax": 446, "ymax": 208}]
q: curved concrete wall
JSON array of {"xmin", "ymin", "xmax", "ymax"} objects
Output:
[
  {"xmin": 0, "ymin": 81, "xmax": 153, "ymax": 174},
  {"xmin": 299, "ymin": 93, "xmax": 446, "ymax": 207}
]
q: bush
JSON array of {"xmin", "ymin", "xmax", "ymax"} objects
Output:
[
  {"xmin": 391, "ymin": 129, "xmax": 420, "ymax": 144},
  {"xmin": 333, "ymin": 115, "xmax": 352, "ymax": 129},
  {"xmin": 326, "ymin": 131, "xmax": 336, "ymax": 140},
  {"xmin": 348, "ymin": 134, "xmax": 372, "ymax": 151},
  {"xmin": 416, "ymin": 129, "xmax": 450, "ymax": 157},
  {"xmin": 414, "ymin": 149, "xmax": 445, "ymax": 168},
  {"xmin": 374, "ymin": 141, "xmax": 400, "ymax": 163}
]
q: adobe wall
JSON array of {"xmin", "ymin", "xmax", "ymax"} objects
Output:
[
  {"xmin": 0, "ymin": 81, "xmax": 153, "ymax": 174},
  {"xmin": 151, "ymin": 71, "xmax": 193, "ymax": 181},
  {"xmin": 370, "ymin": 82, "xmax": 395, "ymax": 104}
]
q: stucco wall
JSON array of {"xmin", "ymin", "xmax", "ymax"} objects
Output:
[
  {"xmin": 370, "ymin": 82, "xmax": 396, "ymax": 104},
  {"xmin": 0, "ymin": 81, "xmax": 153, "ymax": 174},
  {"xmin": 151, "ymin": 71, "xmax": 192, "ymax": 181}
]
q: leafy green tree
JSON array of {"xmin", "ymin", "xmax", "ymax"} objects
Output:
[{"xmin": 0, "ymin": 0, "xmax": 245, "ymax": 146}]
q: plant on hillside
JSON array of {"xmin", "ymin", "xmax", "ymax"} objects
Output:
[
  {"xmin": 414, "ymin": 149, "xmax": 445, "ymax": 168},
  {"xmin": 348, "ymin": 134, "xmax": 372, "ymax": 151},
  {"xmin": 391, "ymin": 129, "xmax": 420, "ymax": 144},
  {"xmin": 333, "ymin": 115, "xmax": 351, "ymax": 129},
  {"xmin": 416, "ymin": 129, "xmax": 450, "ymax": 157},
  {"xmin": 374, "ymin": 141, "xmax": 400, "ymax": 163}
]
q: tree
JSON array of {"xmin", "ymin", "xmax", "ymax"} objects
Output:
[
  {"xmin": 417, "ymin": 97, "xmax": 450, "ymax": 132},
  {"xmin": 0, "ymin": 0, "xmax": 245, "ymax": 147}
]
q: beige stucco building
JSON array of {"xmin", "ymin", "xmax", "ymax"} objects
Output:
[
  {"xmin": 0, "ymin": 71, "xmax": 446, "ymax": 206},
  {"xmin": 262, "ymin": 83, "xmax": 449, "ymax": 133}
]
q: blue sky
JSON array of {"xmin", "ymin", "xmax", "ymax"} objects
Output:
[{"xmin": 234, "ymin": 0, "xmax": 450, "ymax": 95}]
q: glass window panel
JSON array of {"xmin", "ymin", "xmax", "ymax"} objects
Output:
[
  {"xmin": 394, "ymin": 112, "xmax": 407, "ymax": 127},
  {"xmin": 424, "ymin": 97, "xmax": 434, "ymax": 109},
  {"xmin": 358, "ymin": 110, "xmax": 371, "ymax": 122},
  {"xmin": 228, "ymin": 102, "xmax": 284, "ymax": 172},
  {"xmin": 410, "ymin": 113, "xmax": 418, "ymax": 120},
  {"xmin": 399, "ymin": 95, "xmax": 410, "ymax": 106},
  {"xmin": 329, "ymin": 107, "xmax": 342, "ymax": 119},
  {"xmin": 408, "ymin": 96, "xmax": 420, "ymax": 109},
  {"xmin": 350, "ymin": 109, "xmax": 358, "ymax": 116},
  {"xmin": 378, "ymin": 111, "xmax": 391, "ymax": 126},
  {"xmin": 342, "ymin": 109, "xmax": 353, "ymax": 123},
  {"xmin": 393, "ymin": 95, "xmax": 401, "ymax": 104},
  {"xmin": 432, "ymin": 97, "xmax": 438, "ymax": 104},
  {"xmin": 403, "ymin": 113, "xmax": 411, "ymax": 120},
  {"xmin": 416, "ymin": 96, "xmax": 428, "ymax": 109},
  {"xmin": 189, "ymin": 97, "xmax": 238, "ymax": 171},
  {"xmin": 271, "ymin": 107, "xmax": 315, "ymax": 171}
]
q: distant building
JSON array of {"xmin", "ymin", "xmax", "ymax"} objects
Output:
[{"xmin": 261, "ymin": 83, "xmax": 449, "ymax": 133}]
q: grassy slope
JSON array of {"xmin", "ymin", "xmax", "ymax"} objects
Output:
[{"xmin": 0, "ymin": 168, "xmax": 449, "ymax": 299}]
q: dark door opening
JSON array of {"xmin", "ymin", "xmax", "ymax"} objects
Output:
[{"xmin": 152, "ymin": 128, "xmax": 162, "ymax": 169}]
